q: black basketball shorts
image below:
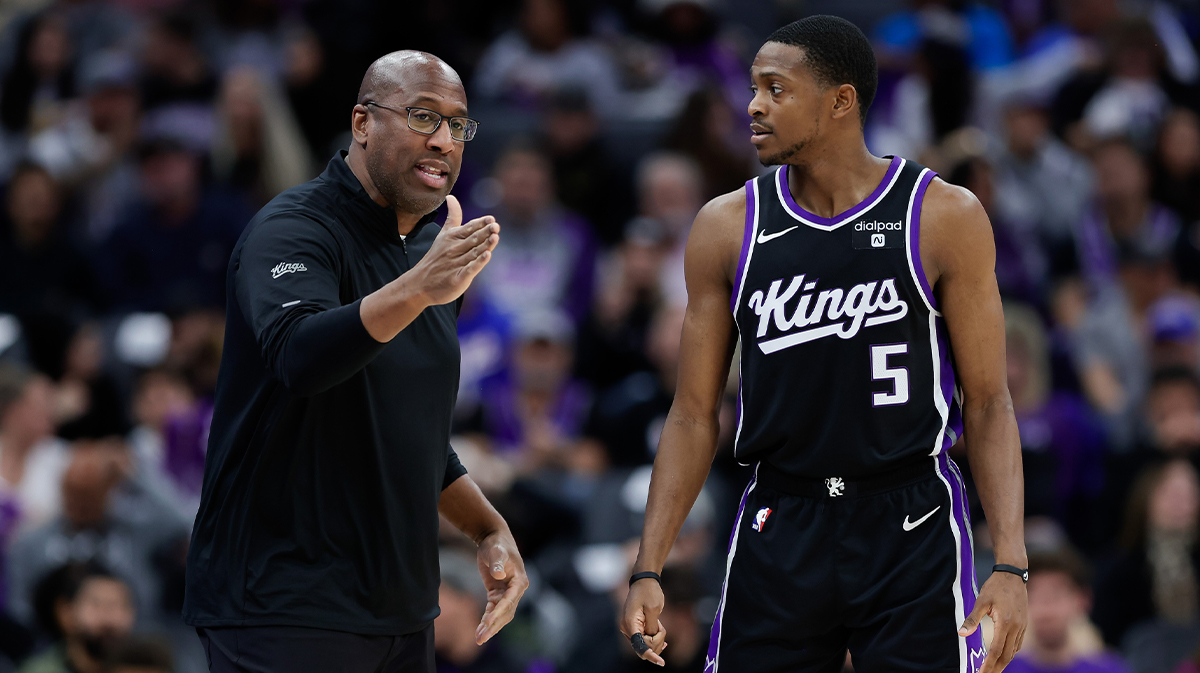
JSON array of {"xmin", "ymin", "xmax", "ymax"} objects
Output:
[{"xmin": 704, "ymin": 454, "xmax": 986, "ymax": 673}]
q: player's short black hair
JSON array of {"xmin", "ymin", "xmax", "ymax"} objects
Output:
[{"xmin": 766, "ymin": 15, "xmax": 878, "ymax": 125}]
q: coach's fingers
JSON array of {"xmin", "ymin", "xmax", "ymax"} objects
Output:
[
  {"xmin": 467, "ymin": 218, "xmax": 498, "ymax": 242},
  {"xmin": 458, "ymin": 249, "xmax": 493, "ymax": 283},
  {"xmin": 450, "ymin": 218, "xmax": 496, "ymax": 249},
  {"xmin": 444, "ymin": 195, "xmax": 463, "ymax": 229},
  {"xmin": 462, "ymin": 228, "xmax": 499, "ymax": 255},
  {"xmin": 482, "ymin": 544, "xmax": 509, "ymax": 580},
  {"xmin": 476, "ymin": 579, "xmax": 522, "ymax": 645}
]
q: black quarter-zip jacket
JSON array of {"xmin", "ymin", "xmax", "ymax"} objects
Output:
[{"xmin": 183, "ymin": 152, "xmax": 467, "ymax": 635}]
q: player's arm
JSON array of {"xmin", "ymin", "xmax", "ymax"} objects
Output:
[
  {"xmin": 922, "ymin": 179, "xmax": 1027, "ymax": 673},
  {"xmin": 618, "ymin": 190, "xmax": 744, "ymax": 665}
]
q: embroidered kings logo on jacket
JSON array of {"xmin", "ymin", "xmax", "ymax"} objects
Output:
[{"xmin": 745, "ymin": 274, "xmax": 909, "ymax": 354}]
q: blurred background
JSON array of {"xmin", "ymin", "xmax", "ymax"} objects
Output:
[{"xmin": 0, "ymin": 0, "xmax": 1198, "ymax": 672}]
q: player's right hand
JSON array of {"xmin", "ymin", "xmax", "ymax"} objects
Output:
[
  {"xmin": 413, "ymin": 194, "xmax": 500, "ymax": 305},
  {"xmin": 619, "ymin": 577, "xmax": 668, "ymax": 666}
]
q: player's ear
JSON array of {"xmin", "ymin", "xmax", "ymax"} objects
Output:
[{"xmin": 831, "ymin": 84, "xmax": 857, "ymax": 122}]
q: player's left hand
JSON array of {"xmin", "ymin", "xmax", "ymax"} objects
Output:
[
  {"xmin": 959, "ymin": 571, "xmax": 1027, "ymax": 673},
  {"xmin": 475, "ymin": 529, "xmax": 529, "ymax": 646}
]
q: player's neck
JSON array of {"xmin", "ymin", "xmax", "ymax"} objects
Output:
[{"xmin": 785, "ymin": 143, "xmax": 890, "ymax": 220}]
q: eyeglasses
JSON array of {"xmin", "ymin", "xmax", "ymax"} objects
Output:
[{"xmin": 364, "ymin": 102, "xmax": 480, "ymax": 142}]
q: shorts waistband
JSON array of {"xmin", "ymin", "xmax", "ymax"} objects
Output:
[{"xmin": 756, "ymin": 455, "xmax": 937, "ymax": 498}]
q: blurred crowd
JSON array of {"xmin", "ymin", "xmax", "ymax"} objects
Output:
[{"xmin": 0, "ymin": 0, "xmax": 1200, "ymax": 672}]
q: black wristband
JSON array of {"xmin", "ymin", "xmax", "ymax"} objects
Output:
[
  {"xmin": 629, "ymin": 571, "xmax": 662, "ymax": 587},
  {"xmin": 992, "ymin": 564, "xmax": 1029, "ymax": 583},
  {"xmin": 630, "ymin": 632, "xmax": 650, "ymax": 656}
]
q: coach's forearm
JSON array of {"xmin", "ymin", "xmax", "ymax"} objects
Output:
[
  {"xmin": 439, "ymin": 475, "xmax": 510, "ymax": 545},
  {"xmin": 633, "ymin": 407, "xmax": 721, "ymax": 574},
  {"xmin": 963, "ymin": 395, "xmax": 1027, "ymax": 567},
  {"xmin": 359, "ymin": 272, "xmax": 434, "ymax": 343}
]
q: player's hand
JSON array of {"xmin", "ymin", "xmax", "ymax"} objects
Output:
[
  {"xmin": 474, "ymin": 528, "xmax": 528, "ymax": 646},
  {"xmin": 960, "ymin": 572, "xmax": 1027, "ymax": 673},
  {"xmin": 413, "ymin": 194, "xmax": 500, "ymax": 305},
  {"xmin": 619, "ymin": 577, "xmax": 668, "ymax": 666}
]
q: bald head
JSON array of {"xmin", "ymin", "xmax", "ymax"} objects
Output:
[
  {"xmin": 357, "ymin": 50, "xmax": 463, "ymax": 106},
  {"xmin": 348, "ymin": 50, "xmax": 469, "ymax": 221}
]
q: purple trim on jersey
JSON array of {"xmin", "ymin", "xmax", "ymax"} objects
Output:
[
  {"xmin": 938, "ymin": 453, "xmax": 985, "ymax": 671},
  {"xmin": 706, "ymin": 468, "xmax": 758, "ymax": 669},
  {"xmin": 946, "ymin": 458, "xmax": 977, "ymax": 589},
  {"xmin": 908, "ymin": 170, "xmax": 939, "ymax": 310},
  {"xmin": 778, "ymin": 156, "xmax": 901, "ymax": 228},
  {"xmin": 732, "ymin": 179, "xmax": 757, "ymax": 313},
  {"xmin": 936, "ymin": 316, "xmax": 964, "ymax": 452}
]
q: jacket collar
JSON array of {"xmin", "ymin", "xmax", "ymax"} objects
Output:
[{"xmin": 322, "ymin": 150, "xmax": 440, "ymax": 241}]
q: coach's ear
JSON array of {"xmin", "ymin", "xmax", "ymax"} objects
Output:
[
  {"xmin": 351, "ymin": 104, "xmax": 371, "ymax": 146},
  {"xmin": 831, "ymin": 83, "xmax": 858, "ymax": 122}
]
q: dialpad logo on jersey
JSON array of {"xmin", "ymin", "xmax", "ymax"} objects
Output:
[
  {"xmin": 746, "ymin": 273, "xmax": 909, "ymax": 354},
  {"xmin": 751, "ymin": 507, "xmax": 772, "ymax": 532},
  {"xmin": 271, "ymin": 262, "xmax": 307, "ymax": 279},
  {"xmin": 852, "ymin": 220, "xmax": 903, "ymax": 249}
]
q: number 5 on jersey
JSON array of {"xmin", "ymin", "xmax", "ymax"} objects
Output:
[{"xmin": 871, "ymin": 343, "xmax": 909, "ymax": 406}]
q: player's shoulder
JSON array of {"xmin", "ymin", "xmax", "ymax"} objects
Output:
[
  {"xmin": 918, "ymin": 174, "xmax": 992, "ymax": 247},
  {"xmin": 698, "ymin": 184, "xmax": 748, "ymax": 224},
  {"xmin": 690, "ymin": 186, "xmax": 747, "ymax": 247},
  {"xmin": 685, "ymin": 184, "xmax": 751, "ymax": 283},
  {"xmin": 914, "ymin": 173, "xmax": 995, "ymax": 278},
  {"xmin": 918, "ymin": 176, "xmax": 987, "ymax": 227}
]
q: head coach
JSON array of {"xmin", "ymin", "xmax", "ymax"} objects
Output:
[{"xmin": 182, "ymin": 51, "xmax": 527, "ymax": 673}]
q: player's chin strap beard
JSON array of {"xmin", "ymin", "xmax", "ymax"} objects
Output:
[{"xmin": 762, "ymin": 140, "xmax": 807, "ymax": 168}]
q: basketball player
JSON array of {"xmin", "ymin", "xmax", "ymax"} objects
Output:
[{"xmin": 619, "ymin": 16, "xmax": 1027, "ymax": 673}]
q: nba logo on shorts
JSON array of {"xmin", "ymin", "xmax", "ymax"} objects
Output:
[
  {"xmin": 871, "ymin": 233, "xmax": 885, "ymax": 248},
  {"xmin": 752, "ymin": 507, "xmax": 772, "ymax": 532}
]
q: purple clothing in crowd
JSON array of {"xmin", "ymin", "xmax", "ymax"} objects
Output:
[
  {"xmin": 1005, "ymin": 652, "xmax": 1132, "ymax": 673},
  {"xmin": 477, "ymin": 379, "xmax": 592, "ymax": 455},
  {"xmin": 163, "ymin": 398, "xmax": 213, "ymax": 498},
  {"xmin": 668, "ymin": 41, "xmax": 746, "ymax": 113},
  {"xmin": 1075, "ymin": 204, "xmax": 1179, "ymax": 289},
  {"xmin": 1018, "ymin": 392, "xmax": 1107, "ymax": 523},
  {"xmin": 473, "ymin": 207, "xmax": 597, "ymax": 325},
  {"xmin": 0, "ymin": 495, "xmax": 21, "ymax": 607}
]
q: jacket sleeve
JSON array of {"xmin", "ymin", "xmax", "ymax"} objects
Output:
[
  {"xmin": 235, "ymin": 214, "xmax": 388, "ymax": 396},
  {"xmin": 443, "ymin": 445, "xmax": 467, "ymax": 490}
]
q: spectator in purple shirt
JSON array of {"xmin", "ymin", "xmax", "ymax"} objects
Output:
[
  {"xmin": 1075, "ymin": 138, "xmax": 1180, "ymax": 292},
  {"xmin": 471, "ymin": 144, "xmax": 596, "ymax": 325},
  {"xmin": 1006, "ymin": 303, "xmax": 1107, "ymax": 548},
  {"xmin": 467, "ymin": 309, "xmax": 600, "ymax": 481},
  {"xmin": 1007, "ymin": 546, "xmax": 1132, "ymax": 673}
]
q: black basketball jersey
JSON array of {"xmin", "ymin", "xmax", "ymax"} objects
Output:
[{"xmin": 731, "ymin": 156, "xmax": 963, "ymax": 478}]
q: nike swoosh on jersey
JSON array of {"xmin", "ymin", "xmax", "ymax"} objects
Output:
[
  {"xmin": 757, "ymin": 225, "xmax": 799, "ymax": 244},
  {"xmin": 902, "ymin": 506, "xmax": 941, "ymax": 531}
]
